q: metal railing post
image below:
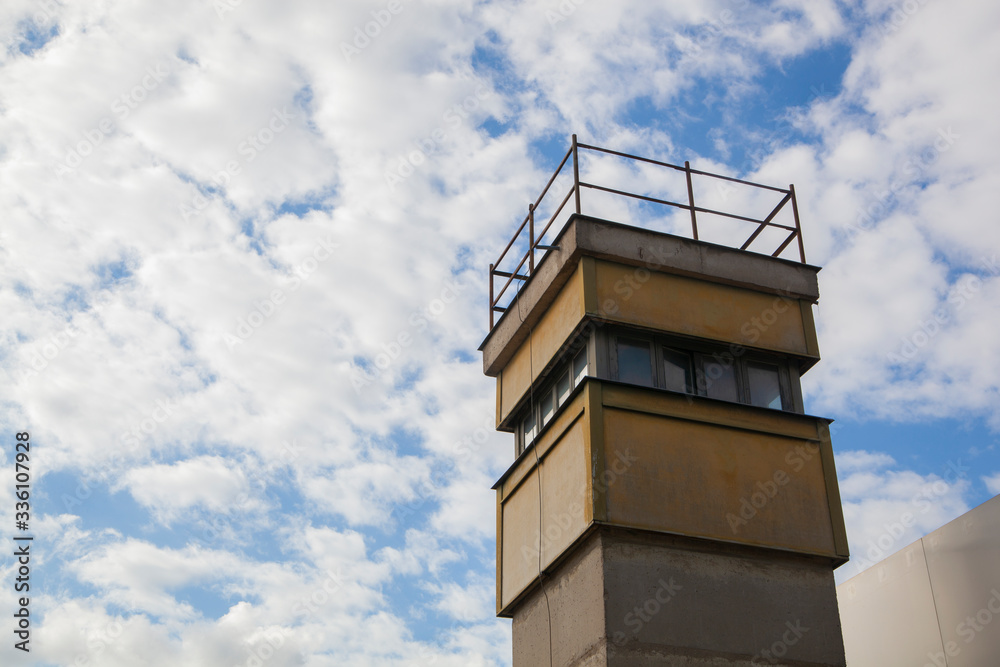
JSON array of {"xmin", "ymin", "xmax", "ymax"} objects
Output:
[
  {"xmin": 489, "ymin": 263, "xmax": 495, "ymax": 329},
  {"xmin": 572, "ymin": 134, "xmax": 581, "ymax": 214},
  {"xmin": 487, "ymin": 142, "xmax": 811, "ymax": 332},
  {"xmin": 685, "ymin": 160, "xmax": 698, "ymax": 240},
  {"xmin": 528, "ymin": 204, "xmax": 535, "ymax": 273},
  {"xmin": 790, "ymin": 184, "xmax": 805, "ymax": 263}
]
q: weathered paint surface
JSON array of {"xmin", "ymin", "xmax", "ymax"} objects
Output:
[
  {"xmin": 496, "ymin": 380, "xmax": 849, "ymax": 615},
  {"xmin": 601, "ymin": 405, "xmax": 838, "ymax": 557},
  {"xmin": 498, "ymin": 393, "xmax": 589, "ymax": 610},
  {"xmin": 594, "ymin": 259, "xmax": 814, "ymax": 358},
  {"xmin": 498, "ymin": 263, "xmax": 585, "ymax": 425}
]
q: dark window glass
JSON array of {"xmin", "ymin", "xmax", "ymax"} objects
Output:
[
  {"xmin": 663, "ymin": 348, "xmax": 693, "ymax": 393},
  {"xmin": 556, "ymin": 371, "xmax": 571, "ymax": 406},
  {"xmin": 617, "ymin": 339, "xmax": 653, "ymax": 387},
  {"xmin": 702, "ymin": 358, "xmax": 739, "ymax": 402},
  {"xmin": 540, "ymin": 391, "xmax": 555, "ymax": 426},
  {"xmin": 573, "ymin": 348, "xmax": 588, "ymax": 386},
  {"xmin": 748, "ymin": 362, "xmax": 783, "ymax": 409},
  {"xmin": 523, "ymin": 410, "xmax": 536, "ymax": 448}
]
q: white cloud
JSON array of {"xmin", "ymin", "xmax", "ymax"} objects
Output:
[
  {"xmin": 1, "ymin": 0, "xmax": 998, "ymax": 664},
  {"xmin": 838, "ymin": 460, "xmax": 969, "ymax": 582},
  {"xmin": 835, "ymin": 449, "xmax": 896, "ymax": 473},
  {"xmin": 120, "ymin": 455, "xmax": 252, "ymax": 522},
  {"xmin": 426, "ymin": 578, "xmax": 495, "ymax": 621},
  {"xmin": 984, "ymin": 472, "xmax": 1000, "ymax": 496}
]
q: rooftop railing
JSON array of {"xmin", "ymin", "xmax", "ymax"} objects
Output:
[{"xmin": 488, "ymin": 135, "xmax": 805, "ymax": 329}]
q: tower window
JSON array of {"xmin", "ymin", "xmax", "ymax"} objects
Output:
[
  {"xmin": 557, "ymin": 370, "xmax": 572, "ymax": 405},
  {"xmin": 615, "ymin": 338, "xmax": 654, "ymax": 387},
  {"xmin": 747, "ymin": 361, "xmax": 785, "ymax": 410},
  {"xmin": 701, "ymin": 356, "xmax": 740, "ymax": 403},
  {"xmin": 662, "ymin": 348, "xmax": 694, "ymax": 394},
  {"xmin": 516, "ymin": 343, "xmax": 591, "ymax": 456},
  {"xmin": 573, "ymin": 347, "xmax": 588, "ymax": 386},
  {"xmin": 522, "ymin": 409, "xmax": 537, "ymax": 449},
  {"xmin": 540, "ymin": 391, "xmax": 555, "ymax": 427},
  {"xmin": 611, "ymin": 329, "xmax": 798, "ymax": 413}
]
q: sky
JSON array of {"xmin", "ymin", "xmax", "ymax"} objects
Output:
[{"xmin": 1, "ymin": 0, "xmax": 998, "ymax": 664}]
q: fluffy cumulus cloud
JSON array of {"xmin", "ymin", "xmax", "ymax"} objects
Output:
[
  {"xmin": 835, "ymin": 450, "xmax": 970, "ymax": 582},
  {"xmin": 0, "ymin": 0, "xmax": 998, "ymax": 663}
]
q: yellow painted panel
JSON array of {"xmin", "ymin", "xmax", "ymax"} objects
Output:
[
  {"xmin": 499, "ymin": 418, "xmax": 588, "ymax": 609},
  {"xmin": 601, "ymin": 383, "xmax": 821, "ymax": 442},
  {"xmin": 500, "ymin": 393, "xmax": 585, "ymax": 498},
  {"xmin": 501, "ymin": 469, "xmax": 539, "ymax": 607},
  {"xmin": 538, "ymin": 418, "xmax": 588, "ymax": 568},
  {"xmin": 594, "ymin": 260, "xmax": 812, "ymax": 356},
  {"xmin": 602, "ymin": 407, "xmax": 838, "ymax": 556},
  {"xmin": 499, "ymin": 264, "xmax": 585, "ymax": 423}
]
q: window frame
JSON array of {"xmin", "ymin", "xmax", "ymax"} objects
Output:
[
  {"xmin": 608, "ymin": 328, "xmax": 799, "ymax": 413},
  {"xmin": 610, "ymin": 336, "xmax": 656, "ymax": 388},
  {"xmin": 515, "ymin": 343, "xmax": 591, "ymax": 457}
]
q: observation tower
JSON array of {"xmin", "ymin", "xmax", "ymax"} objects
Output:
[{"xmin": 480, "ymin": 136, "xmax": 849, "ymax": 666}]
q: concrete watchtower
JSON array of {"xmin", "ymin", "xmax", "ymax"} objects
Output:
[{"xmin": 480, "ymin": 137, "xmax": 849, "ymax": 666}]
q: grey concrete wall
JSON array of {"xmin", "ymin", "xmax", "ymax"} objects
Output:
[
  {"xmin": 512, "ymin": 529, "xmax": 607, "ymax": 667},
  {"xmin": 510, "ymin": 527, "xmax": 847, "ymax": 666},
  {"xmin": 602, "ymin": 530, "xmax": 845, "ymax": 667}
]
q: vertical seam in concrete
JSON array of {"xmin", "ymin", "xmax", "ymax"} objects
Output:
[{"xmin": 920, "ymin": 538, "xmax": 950, "ymax": 665}]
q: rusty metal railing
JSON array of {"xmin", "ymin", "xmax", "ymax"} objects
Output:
[{"xmin": 488, "ymin": 135, "xmax": 806, "ymax": 329}]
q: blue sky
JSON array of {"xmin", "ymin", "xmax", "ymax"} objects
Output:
[{"xmin": 1, "ymin": 0, "xmax": 999, "ymax": 664}]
